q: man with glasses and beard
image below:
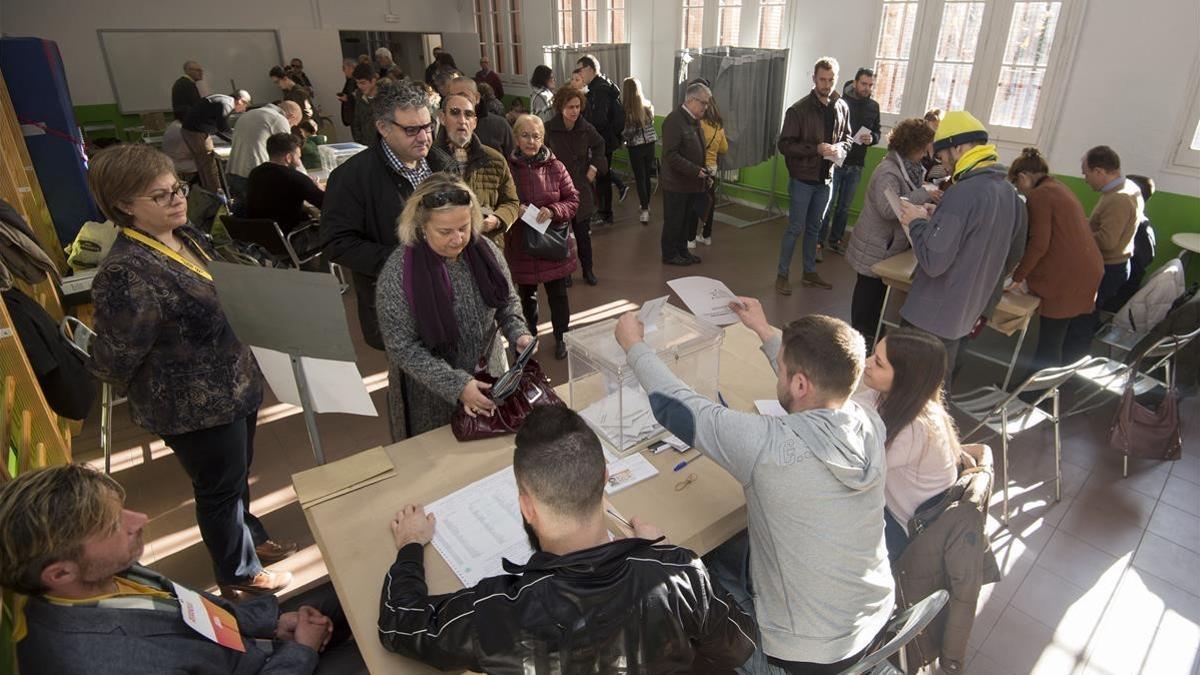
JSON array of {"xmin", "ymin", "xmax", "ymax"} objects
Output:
[
  {"xmin": 320, "ymin": 81, "xmax": 455, "ymax": 351},
  {"xmin": 377, "ymin": 406, "xmax": 755, "ymax": 672},
  {"xmin": 436, "ymin": 90, "xmax": 520, "ymax": 244}
]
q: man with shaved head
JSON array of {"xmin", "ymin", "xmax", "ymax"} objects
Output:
[
  {"xmin": 172, "ymin": 60, "xmax": 204, "ymax": 121},
  {"xmin": 226, "ymin": 100, "xmax": 303, "ymax": 202}
]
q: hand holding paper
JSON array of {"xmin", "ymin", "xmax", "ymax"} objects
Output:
[
  {"xmin": 853, "ymin": 126, "xmax": 873, "ymax": 144},
  {"xmin": 521, "ymin": 204, "xmax": 549, "ymax": 233},
  {"xmin": 667, "ymin": 276, "xmax": 742, "ymax": 326},
  {"xmin": 637, "ymin": 295, "xmax": 670, "ymax": 333}
]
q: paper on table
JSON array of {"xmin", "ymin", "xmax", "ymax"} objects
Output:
[
  {"xmin": 605, "ymin": 452, "xmax": 660, "ymax": 494},
  {"xmin": 425, "ymin": 466, "xmax": 534, "ymax": 588},
  {"xmin": 521, "ymin": 203, "xmax": 548, "ymax": 234},
  {"xmin": 667, "ymin": 276, "xmax": 742, "ymax": 326},
  {"xmin": 251, "ymin": 347, "xmax": 378, "ymax": 416},
  {"xmin": 852, "ymin": 126, "xmax": 872, "ymax": 144},
  {"xmin": 754, "ymin": 399, "xmax": 788, "ymax": 416},
  {"xmin": 638, "ymin": 295, "xmax": 670, "ymax": 333}
]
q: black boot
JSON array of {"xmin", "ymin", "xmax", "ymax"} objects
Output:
[
  {"xmin": 554, "ymin": 339, "xmax": 568, "ymax": 360},
  {"xmin": 583, "ymin": 268, "xmax": 598, "ymax": 286}
]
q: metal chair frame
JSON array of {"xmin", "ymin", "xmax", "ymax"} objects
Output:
[
  {"xmin": 838, "ymin": 589, "xmax": 950, "ymax": 675},
  {"xmin": 61, "ymin": 316, "xmax": 124, "ymax": 474},
  {"xmin": 219, "ymin": 215, "xmax": 322, "ymax": 270}
]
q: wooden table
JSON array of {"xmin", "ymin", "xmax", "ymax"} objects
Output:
[
  {"xmin": 871, "ymin": 250, "xmax": 1041, "ymax": 389},
  {"xmin": 293, "ymin": 324, "xmax": 776, "ymax": 674},
  {"xmin": 1172, "ymin": 232, "xmax": 1200, "ymax": 255}
]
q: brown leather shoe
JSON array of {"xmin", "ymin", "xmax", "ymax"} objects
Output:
[
  {"xmin": 775, "ymin": 275, "xmax": 792, "ymax": 296},
  {"xmin": 219, "ymin": 570, "xmax": 293, "ymax": 600},
  {"xmin": 255, "ymin": 540, "xmax": 298, "ymax": 565},
  {"xmin": 801, "ymin": 272, "xmax": 833, "ymax": 290}
]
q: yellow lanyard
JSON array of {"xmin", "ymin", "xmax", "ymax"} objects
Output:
[{"xmin": 122, "ymin": 228, "xmax": 213, "ymax": 281}]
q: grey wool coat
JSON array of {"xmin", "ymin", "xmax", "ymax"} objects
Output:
[{"xmin": 845, "ymin": 150, "xmax": 935, "ymax": 278}]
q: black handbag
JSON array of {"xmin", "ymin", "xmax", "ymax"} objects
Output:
[{"xmin": 523, "ymin": 221, "xmax": 570, "ymax": 261}]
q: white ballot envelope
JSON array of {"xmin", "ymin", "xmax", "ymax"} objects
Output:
[
  {"xmin": 853, "ymin": 126, "xmax": 872, "ymax": 144},
  {"xmin": 521, "ymin": 204, "xmax": 549, "ymax": 234},
  {"xmin": 667, "ymin": 277, "xmax": 743, "ymax": 326},
  {"xmin": 637, "ymin": 295, "xmax": 670, "ymax": 333}
]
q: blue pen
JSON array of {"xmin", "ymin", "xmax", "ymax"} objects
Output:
[
  {"xmin": 717, "ymin": 391, "xmax": 728, "ymax": 407},
  {"xmin": 674, "ymin": 452, "xmax": 701, "ymax": 472}
]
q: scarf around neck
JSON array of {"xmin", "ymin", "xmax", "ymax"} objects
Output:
[
  {"xmin": 953, "ymin": 143, "xmax": 999, "ymax": 180},
  {"xmin": 403, "ymin": 235, "xmax": 510, "ymax": 359}
]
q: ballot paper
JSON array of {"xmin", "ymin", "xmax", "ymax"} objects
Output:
[
  {"xmin": 605, "ymin": 453, "xmax": 660, "ymax": 494},
  {"xmin": 667, "ymin": 276, "xmax": 742, "ymax": 326},
  {"xmin": 251, "ymin": 347, "xmax": 378, "ymax": 416},
  {"xmin": 853, "ymin": 126, "xmax": 872, "ymax": 144},
  {"xmin": 521, "ymin": 203, "xmax": 548, "ymax": 233},
  {"xmin": 425, "ymin": 466, "xmax": 534, "ymax": 587},
  {"xmin": 754, "ymin": 399, "xmax": 788, "ymax": 417},
  {"xmin": 883, "ymin": 187, "xmax": 907, "ymax": 220},
  {"xmin": 830, "ymin": 145, "xmax": 848, "ymax": 167},
  {"xmin": 580, "ymin": 385, "xmax": 663, "ymax": 452},
  {"xmin": 637, "ymin": 295, "xmax": 671, "ymax": 333}
]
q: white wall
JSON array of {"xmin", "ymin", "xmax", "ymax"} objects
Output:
[{"xmin": 0, "ymin": 0, "xmax": 473, "ymax": 139}]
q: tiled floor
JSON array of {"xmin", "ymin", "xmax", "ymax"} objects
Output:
[{"xmin": 71, "ymin": 190, "xmax": 1200, "ymax": 674}]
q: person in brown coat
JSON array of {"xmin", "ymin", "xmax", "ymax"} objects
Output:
[
  {"xmin": 659, "ymin": 82, "xmax": 711, "ymax": 266},
  {"xmin": 1007, "ymin": 147, "xmax": 1104, "ymax": 371},
  {"xmin": 544, "ymin": 86, "xmax": 607, "ymax": 286}
]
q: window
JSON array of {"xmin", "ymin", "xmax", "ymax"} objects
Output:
[
  {"xmin": 611, "ymin": 0, "xmax": 626, "ymax": 42},
  {"xmin": 558, "ymin": 0, "xmax": 575, "ymax": 43},
  {"xmin": 926, "ymin": 1, "xmax": 985, "ymax": 113},
  {"xmin": 758, "ymin": 0, "xmax": 787, "ymax": 49},
  {"xmin": 581, "ymin": 0, "xmax": 599, "ymax": 43},
  {"xmin": 873, "ymin": 1, "xmax": 920, "ymax": 114},
  {"xmin": 989, "ymin": 2, "xmax": 1060, "ymax": 128},
  {"xmin": 717, "ymin": 0, "xmax": 741, "ymax": 46},
  {"xmin": 556, "ymin": 0, "xmax": 628, "ymax": 43},
  {"xmin": 1168, "ymin": 59, "xmax": 1200, "ymax": 173},
  {"xmin": 682, "ymin": 0, "xmax": 704, "ymax": 49},
  {"xmin": 474, "ymin": 0, "xmax": 523, "ymax": 74},
  {"xmin": 1192, "ymin": 120, "xmax": 1200, "ymax": 151}
]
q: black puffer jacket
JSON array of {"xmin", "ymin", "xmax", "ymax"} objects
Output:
[
  {"xmin": 583, "ymin": 74, "xmax": 626, "ymax": 154},
  {"xmin": 379, "ymin": 537, "xmax": 756, "ymax": 673}
]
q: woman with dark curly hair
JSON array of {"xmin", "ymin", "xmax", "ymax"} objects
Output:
[{"xmin": 845, "ymin": 118, "xmax": 943, "ymax": 340}]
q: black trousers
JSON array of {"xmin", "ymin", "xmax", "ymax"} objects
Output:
[
  {"xmin": 163, "ymin": 412, "xmax": 268, "ymax": 585},
  {"xmin": 689, "ymin": 184, "xmax": 716, "ymax": 240},
  {"xmin": 662, "ymin": 190, "xmax": 703, "ymax": 260},
  {"xmin": 1034, "ymin": 313, "xmax": 1094, "ymax": 372},
  {"xmin": 519, "ymin": 278, "xmax": 570, "ymax": 341},
  {"xmin": 595, "ymin": 150, "xmax": 626, "ymax": 218},
  {"xmin": 571, "ymin": 216, "xmax": 593, "ymax": 273},
  {"xmin": 851, "ymin": 274, "xmax": 888, "ymax": 341},
  {"xmin": 627, "ymin": 142, "xmax": 656, "ymax": 210}
]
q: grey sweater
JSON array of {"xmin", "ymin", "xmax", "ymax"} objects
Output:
[
  {"xmin": 376, "ymin": 237, "xmax": 529, "ymax": 438},
  {"xmin": 901, "ymin": 165, "xmax": 1027, "ymax": 340},
  {"xmin": 627, "ymin": 334, "xmax": 894, "ymax": 664}
]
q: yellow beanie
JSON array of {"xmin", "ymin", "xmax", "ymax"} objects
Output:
[{"xmin": 932, "ymin": 111, "xmax": 988, "ymax": 152}]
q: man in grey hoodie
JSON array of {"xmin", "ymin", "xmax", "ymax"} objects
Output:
[{"xmin": 616, "ymin": 304, "xmax": 894, "ymax": 672}]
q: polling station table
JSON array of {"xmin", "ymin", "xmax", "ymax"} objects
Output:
[
  {"xmin": 292, "ymin": 323, "xmax": 776, "ymax": 674},
  {"xmin": 871, "ymin": 249, "xmax": 1041, "ymax": 389}
]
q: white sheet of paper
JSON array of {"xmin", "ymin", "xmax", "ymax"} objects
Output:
[
  {"xmin": 661, "ymin": 434, "xmax": 690, "ymax": 451},
  {"xmin": 425, "ymin": 466, "xmax": 534, "ymax": 587},
  {"xmin": 831, "ymin": 145, "xmax": 847, "ymax": 167},
  {"xmin": 884, "ymin": 187, "xmax": 907, "ymax": 220},
  {"xmin": 605, "ymin": 452, "xmax": 660, "ymax": 494},
  {"xmin": 853, "ymin": 126, "xmax": 872, "ymax": 144},
  {"xmin": 521, "ymin": 203, "xmax": 548, "ymax": 233},
  {"xmin": 754, "ymin": 399, "xmax": 788, "ymax": 417},
  {"xmin": 667, "ymin": 276, "xmax": 742, "ymax": 326},
  {"xmin": 637, "ymin": 295, "xmax": 670, "ymax": 333},
  {"xmin": 251, "ymin": 347, "xmax": 378, "ymax": 416}
]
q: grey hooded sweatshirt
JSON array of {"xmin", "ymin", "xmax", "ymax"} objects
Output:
[{"xmin": 627, "ymin": 333, "xmax": 894, "ymax": 664}]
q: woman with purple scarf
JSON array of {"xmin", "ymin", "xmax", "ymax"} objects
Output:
[{"xmin": 376, "ymin": 174, "xmax": 534, "ymax": 441}]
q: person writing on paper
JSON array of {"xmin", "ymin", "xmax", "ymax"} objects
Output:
[
  {"xmin": 853, "ymin": 329, "xmax": 960, "ymax": 563},
  {"xmin": 895, "ymin": 111, "xmax": 1026, "ymax": 384},
  {"xmin": 1007, "ymin": 147, "xmax": 1103, "ymax": 371},
  {"xmin": 615, "ymin": 302, "xmax": 894, "ymax": 672},
  {"xmin": 506, "ymin": 114, "xmax": 581, "ymax": 360},
  {"xmin": 378, "ymin": 406, "xmax": 755, "ymax": 672},
  {"xmin": 3, "ymin": 464, "xmax": 365, "ymax": 674},
  {"xmin": 375, "ymin": 174, "xmax": 533, "ymax": 440},
  {"xmin": 845, "ymin": 118, "xmax": 940, "ymax": 339},
  {"xmin": 87, "ymin": 144, "xmax": 296, "ymax": 598}
]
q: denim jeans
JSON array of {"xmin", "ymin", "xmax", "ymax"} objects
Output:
[
  {"xmin": 818, "ymin": 164, "xmax": 863, "ymax": 246},
  {"xmin": 777, "ymin": 179, "xmax": 832, "ymax": 277}
]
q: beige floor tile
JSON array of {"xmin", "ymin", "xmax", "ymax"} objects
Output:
[
  {"xmin": 1146, "ymin": 501, "xmax": 1200, "ymax": 555},
  {"xmin": 1162, "ymin": 473, "xmax": 1200, "ymax": 517},
  {"xmin": 977, "ymin": 606, "xmax": 1087, "ymax": 675},
  {"xmin": 1010, "ymin": 565, "xmax": 1119, "ymax": 652},
  {"xmin": 1087, "ymin": 459, "xmax": 1171, "ymax": 500},
  {"xmin": 1133, "ymin": 532, "xmax": 1200, "ymax": 596},
  {"xmin": 1072, "ymin": 475, "xmax": 1160, "ymax": 529},
  {"xmin": 1084, "ymin": 570, "xmax": 1199, "ymax": 675},
  {"xmin": 1057, "ymin": 495, "xmax": 1152, "ymax": 557},
  {"xmin": 966, "ymin": 651, "xmax": 1020, "ymax": 675},
  {"xmin": 1036, "ymin": 530, "xmax": 1129, "ymax": 591},
  {"xmin": 1170, "ymin": 454, "xmax": 1200, "ymax": 487}
]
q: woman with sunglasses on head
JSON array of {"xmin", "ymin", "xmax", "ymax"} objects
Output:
[
  {"xmin": 544, "ymin": 85, "xmax": 606, "ymax": 286},
  {"xmin": 375, "ymin": 174, "xmax": 534, "ymax": 440},
  {"xmin": 87, "ymin": 144, "xmax": 295, "ymax": 598},
  {"xmin": 506, "ymin": 114, "xmax": 581, "ymax": 360},
  {"xmin": 854, "ymin": 328, "xmax": 961, "ymax": 564}
]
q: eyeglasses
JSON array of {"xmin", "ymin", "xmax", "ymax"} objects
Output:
[
  {"xmin": 518, "ymin": 132, "xmax": 544, "ymax": 142},
  {"xmin": 688, "ymin": 98, "xmax": 711, "ymax": 108},
  {"xmin": 446, "ymin": 107, "xmax": 476, "ymax": 119},
  {"xmin": 675, "ymin": 473, "xmax": 697, "ymax": 491},
  {"xmin": 421, "ymin": 189, "xmax": 472, "ymax": 208},
  {"xmin": 137, "ymin": 183, "xmax": 189, "ymax": 207},
  {"xmin": 385, "ymin": 120, "xmax": 435, "ymax": 137}
]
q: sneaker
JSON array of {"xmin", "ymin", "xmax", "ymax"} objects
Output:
[
  {"xmin": 815, "ymin": 245, "xmax": 824, "ymax": 263},
  {"xmin": 696, "ymin": 235, "xmax": 712, "ymax": 246},
  {"xmin": 801, "ymin": 272, "xmax": 833, "ymax": 290},
  {"xmin": 639, "ymin": 209, "xmax": 650, "ymax": 224},
  {"xmin": 255, "ymin": 540, "xmax": 298, "ymax": 565},
  {"xmin": 219, "ymin": 570, "xmax": 293, "ymax": 600},
  {"xmin": 687, "ymin": 239, "xmax": 697, "ymax": 249},
  {"xmin": 618, "ymin": 184, "xmax": 630, "ymax": 202},
  {"xmin": 828, "ymin": 240, "xmax": 847, "ymax": 255},
  {"xmin": 775, "ymin": 275, "xmax": 792, "ymax": 296}
]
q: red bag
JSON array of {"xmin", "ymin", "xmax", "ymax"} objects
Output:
[{"xmin": 450, "ymin": 329, "xmax": 565, "ymax": 441}]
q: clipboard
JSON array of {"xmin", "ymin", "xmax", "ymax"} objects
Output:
[{"xmin": 491, "ymin": 338, "xmax": 538, "ymax": 401}]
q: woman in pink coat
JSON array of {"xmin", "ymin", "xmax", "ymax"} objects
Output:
[{"xmin": 505, "ymin": 114, "xmax": 580, "ymax": 359}]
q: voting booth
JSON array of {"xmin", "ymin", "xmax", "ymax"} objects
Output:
[{"xmin": 565, "ymin": 304, "xmax": 723, "ymax": 454}]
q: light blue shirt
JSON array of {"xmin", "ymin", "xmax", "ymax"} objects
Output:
[{"xmin": 1100, "ymin": 175, "xmax": 1125, "ymax": 193}]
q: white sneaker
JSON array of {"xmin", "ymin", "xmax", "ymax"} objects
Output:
[
  {"xmin": 687, "ymin": 239, "xmax": 697, "ymax": 249},
  {"xmin": 639, "ymin": 209, "xmax": 650, "ymax": 223},
  {"xmin": 696, "ymin": 236, "xmax": 712, "ymax": 246}
]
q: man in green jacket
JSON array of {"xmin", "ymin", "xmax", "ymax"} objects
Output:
[{"xmin": 436, "ymin": 90, "xmax": 520, "ymax": 245}]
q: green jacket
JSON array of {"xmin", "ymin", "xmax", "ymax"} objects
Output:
[{"xmin": 438, "ymin": 132, "xmax": 520, "ymax": 244}]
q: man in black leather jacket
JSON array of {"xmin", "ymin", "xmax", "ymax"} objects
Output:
[{"xmin": 378, "ymin": 407, "xmax": 756, "ymax": 673}]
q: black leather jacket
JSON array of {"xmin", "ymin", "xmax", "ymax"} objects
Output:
[{"xmin": 379, "ymin": 537, "xmax": 756, "ymax": 673}]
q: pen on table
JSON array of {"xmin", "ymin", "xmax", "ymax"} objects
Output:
[
  {"xmin": 717, "ymin": 391, "xmax": 728, "ymax": 407},
  {"xmin": 674, "ymin": 452, "xmax": 701, "ymax": 472},
  {"xmin": 605, "ymin": 508, "xmax": 633, "ymax": 530}
]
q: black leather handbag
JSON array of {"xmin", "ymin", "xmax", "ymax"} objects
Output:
[{"xmin": 523, "ymin": 221, "xmax": 570, "ymax": 261}]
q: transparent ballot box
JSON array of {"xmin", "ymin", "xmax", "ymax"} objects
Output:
[
  {"xmin": 564, "ymin": 304, "xmax": 724, "ymax": 455},
  {"xmin": 318, "ymin": 142, "xmax": 368, "ymax": 171}
]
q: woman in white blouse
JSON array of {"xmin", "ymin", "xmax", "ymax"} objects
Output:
[{"xmin": 855, "ymin": 328, "xmax": 961, "ymax": 563}]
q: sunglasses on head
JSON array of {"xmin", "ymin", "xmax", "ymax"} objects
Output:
[{"xmin": 421, "ymin": 189, "xmax": 472, "ymax": 208}]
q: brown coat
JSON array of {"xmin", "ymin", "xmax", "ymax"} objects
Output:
[
  {"xmin": 544, "ymin": 114, "xmax": 608, "ymax": 221},
  {"xmin": 659, "ymin": 106, "xmax": 707, "ymax": 193},
  {"xmin": 1013, "ymin": 177, "xmax": 1104, "ymax": 318},
  {"xmin": 777, "ymin": 90, "xmax": 851, "ymax": 183},
  {"xmin": 895, "ymin": 445, "xmax": 1001, "ymax": 673}
]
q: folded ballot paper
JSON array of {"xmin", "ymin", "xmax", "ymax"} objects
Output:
[{"xmin": 579, "ymin": 384, "xmax": 664, "ymax": 453}]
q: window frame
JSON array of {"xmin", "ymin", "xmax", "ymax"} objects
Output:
[
  {"xmin": 555, "ymin": 0, "xmax": 630, "ymax": 44},
  {"xmin": 869, "ymin": 0, "xmax": 1087, "ymax": 148},
  {"xmin": 475, "ymin": 0, "xmax": 525, "ymax": 75},
  {"xmin": 1166, "ymin": 55, "xmax": 1200, "ymax": 174}
]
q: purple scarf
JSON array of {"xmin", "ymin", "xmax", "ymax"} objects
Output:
[{"xmin": 403, "ymin": 234, "xmax": 510, "ymax": 358}]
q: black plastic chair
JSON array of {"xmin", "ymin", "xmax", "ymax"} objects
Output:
[{"xmin": 219, "ymin": 215, "xmax": 321, "ymax": 269}]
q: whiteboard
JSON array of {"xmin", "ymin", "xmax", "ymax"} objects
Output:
[{"xmin": 98, "ymin": 29, "xmax": 283, "ymax": 114}]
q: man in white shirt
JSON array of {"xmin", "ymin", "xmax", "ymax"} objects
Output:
[
  {"xmin": 161, "ymin": 120, "xmax": 197, "ymax": 180},
  {"xmin": 226, "ymin": 100, "xmax": 302, "ymax": 202}
]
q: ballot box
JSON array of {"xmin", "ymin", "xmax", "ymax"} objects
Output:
[
  {"xmin": 317, "ymin": 142, "xmax": 367, "ymax": 171},
  {"xmin": 565, "ymin": 304, "xmax": 723, "ymax": 455}
]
